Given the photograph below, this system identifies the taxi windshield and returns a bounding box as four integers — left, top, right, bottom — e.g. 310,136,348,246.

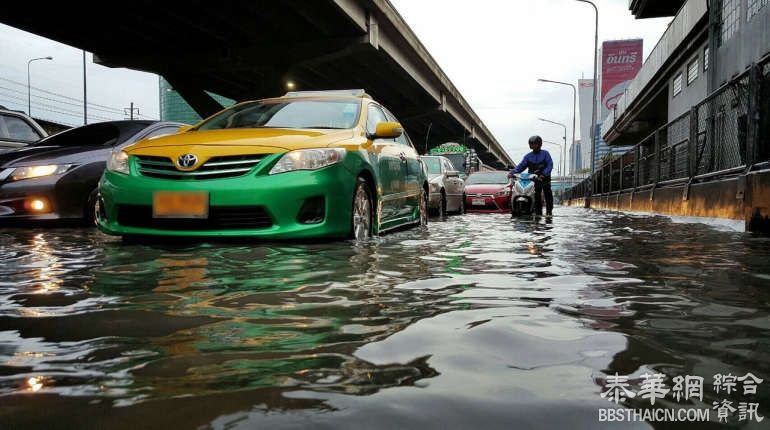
196,100,360,131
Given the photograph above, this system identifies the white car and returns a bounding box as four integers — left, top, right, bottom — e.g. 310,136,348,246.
421,155,465,216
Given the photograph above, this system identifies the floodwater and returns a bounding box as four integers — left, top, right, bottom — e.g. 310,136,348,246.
1,207,768,429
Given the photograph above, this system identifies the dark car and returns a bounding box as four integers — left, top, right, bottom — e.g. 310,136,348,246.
0,120,184,224
463,171,513,213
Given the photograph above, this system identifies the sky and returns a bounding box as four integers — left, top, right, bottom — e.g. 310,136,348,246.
0,24,159,127
0,1,671,167
389,0,672,166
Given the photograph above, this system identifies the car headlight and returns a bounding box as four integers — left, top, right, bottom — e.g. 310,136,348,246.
107,151,129,175
9,164,73,181
269,148,346,175
495,188,511,197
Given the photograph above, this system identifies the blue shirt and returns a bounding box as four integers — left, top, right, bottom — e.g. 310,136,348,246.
510,150,553,177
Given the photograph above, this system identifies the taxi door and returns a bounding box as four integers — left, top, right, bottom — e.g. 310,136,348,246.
366,104,404,226
384,108,421,218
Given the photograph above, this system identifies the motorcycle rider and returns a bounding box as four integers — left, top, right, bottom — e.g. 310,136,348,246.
508,135,554,216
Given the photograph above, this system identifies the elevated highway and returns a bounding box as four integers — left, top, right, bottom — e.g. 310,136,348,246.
0,1,514,168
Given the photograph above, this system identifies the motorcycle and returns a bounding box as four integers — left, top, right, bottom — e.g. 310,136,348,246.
510,173,536,216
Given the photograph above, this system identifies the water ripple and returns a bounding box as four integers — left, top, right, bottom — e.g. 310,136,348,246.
0,207,768,428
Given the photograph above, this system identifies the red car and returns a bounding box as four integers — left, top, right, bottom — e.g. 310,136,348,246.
464,171,512,213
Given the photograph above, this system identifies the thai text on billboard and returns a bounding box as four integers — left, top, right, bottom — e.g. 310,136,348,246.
600,39,643,120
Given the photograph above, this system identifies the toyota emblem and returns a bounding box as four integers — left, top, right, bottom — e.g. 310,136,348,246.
177,154,198,169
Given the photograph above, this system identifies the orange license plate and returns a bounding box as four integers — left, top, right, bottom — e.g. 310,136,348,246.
153,191,209,218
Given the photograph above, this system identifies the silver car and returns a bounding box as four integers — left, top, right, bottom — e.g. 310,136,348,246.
421,155,465,216
0,107,48,154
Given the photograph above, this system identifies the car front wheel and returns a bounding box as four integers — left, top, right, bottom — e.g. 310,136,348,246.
84,188,99,226
351,177,373,241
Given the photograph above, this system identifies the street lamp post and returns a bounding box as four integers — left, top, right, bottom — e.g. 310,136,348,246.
575,0,599,181
83,50,87,125
537,78,575,182
27,56,53,116
538,117,567,180
543,140,564,177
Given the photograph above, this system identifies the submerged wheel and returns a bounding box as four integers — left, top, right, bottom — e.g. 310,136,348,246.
419,187,429,227
439,191,447,218
84,188,98,227
458,194,466,214
350,177,373,241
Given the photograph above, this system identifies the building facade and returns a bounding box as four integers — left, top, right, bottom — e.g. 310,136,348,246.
159,77,235,124
569,139,583,173
565,0,770,231
603,0,770,147
577,79,594,170
594,39,643,167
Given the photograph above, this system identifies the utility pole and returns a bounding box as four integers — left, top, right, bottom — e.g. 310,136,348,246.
27,56,53,116
538,118,568,179
83,50,87,125
543,140,564,177
536,79,576,183
575,0,599,186
124,102,139,120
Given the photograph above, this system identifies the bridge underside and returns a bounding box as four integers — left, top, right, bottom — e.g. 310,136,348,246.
1,1,511,168
629,0,686,19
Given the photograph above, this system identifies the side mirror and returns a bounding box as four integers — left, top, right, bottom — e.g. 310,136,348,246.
446,170,459,178
177,125,193,133
368,121,403,140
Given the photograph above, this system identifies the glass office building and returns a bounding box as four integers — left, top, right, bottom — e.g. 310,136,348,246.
159,77,235,124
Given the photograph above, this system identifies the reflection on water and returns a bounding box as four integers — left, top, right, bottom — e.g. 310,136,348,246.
0,208,769,429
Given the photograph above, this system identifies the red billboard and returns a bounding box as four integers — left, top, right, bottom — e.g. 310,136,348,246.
600,39,643,119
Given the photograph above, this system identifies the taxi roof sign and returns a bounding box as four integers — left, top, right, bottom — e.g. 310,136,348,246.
284,89,370,98
430,143,468,154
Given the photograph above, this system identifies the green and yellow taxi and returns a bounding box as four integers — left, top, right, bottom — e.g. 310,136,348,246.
96,90,428,240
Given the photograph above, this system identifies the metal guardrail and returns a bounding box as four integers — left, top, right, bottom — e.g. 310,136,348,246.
565,57,768,201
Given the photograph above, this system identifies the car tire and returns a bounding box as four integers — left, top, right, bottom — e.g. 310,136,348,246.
84,188,98,227
350,176,373,241
439,190,447,218
419,186,429,228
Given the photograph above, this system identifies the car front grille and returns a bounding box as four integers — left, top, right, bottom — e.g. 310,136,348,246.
468,202,501,211
135,155,265,180
467,196,503,211
117,204,273,230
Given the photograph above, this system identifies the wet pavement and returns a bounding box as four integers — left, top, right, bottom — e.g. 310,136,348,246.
0,206,769,429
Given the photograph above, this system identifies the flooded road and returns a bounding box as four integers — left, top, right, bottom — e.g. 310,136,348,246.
1,206,769,429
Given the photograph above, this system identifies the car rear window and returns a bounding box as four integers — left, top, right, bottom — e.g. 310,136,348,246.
0,114,42,142
440,153,466,172
422,157,442,174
